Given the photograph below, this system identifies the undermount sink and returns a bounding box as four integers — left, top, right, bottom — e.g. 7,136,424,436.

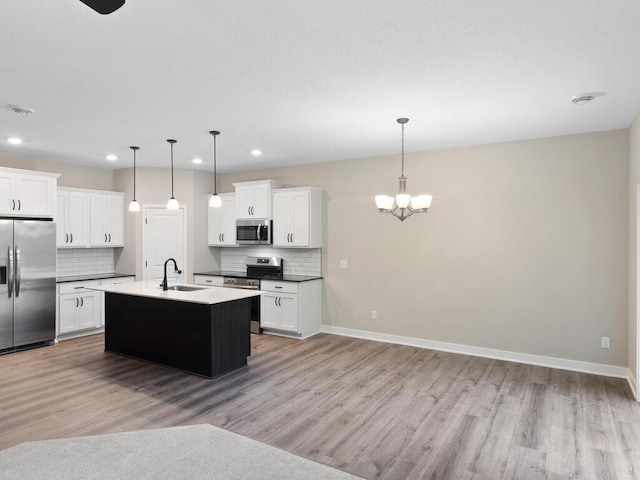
164,285,206,292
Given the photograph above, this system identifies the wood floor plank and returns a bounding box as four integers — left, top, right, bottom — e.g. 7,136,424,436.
1,332,639,480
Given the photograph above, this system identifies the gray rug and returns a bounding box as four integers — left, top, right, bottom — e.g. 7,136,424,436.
0,424,362,480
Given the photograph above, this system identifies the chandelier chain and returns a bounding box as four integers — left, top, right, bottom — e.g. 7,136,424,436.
401,121,405,177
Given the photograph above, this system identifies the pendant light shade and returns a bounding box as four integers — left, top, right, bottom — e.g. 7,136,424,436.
209,130,222,208
128,146,141,212
375,118,432,221
166,139,179,210
209,195,222,208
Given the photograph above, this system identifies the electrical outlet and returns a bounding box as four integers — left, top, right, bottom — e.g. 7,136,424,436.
371,311,377,320
601,336,610,349
340,259,348,268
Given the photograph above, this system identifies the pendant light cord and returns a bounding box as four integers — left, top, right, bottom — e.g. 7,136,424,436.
170,142,175,197
213,134,217,195
133,148,137,200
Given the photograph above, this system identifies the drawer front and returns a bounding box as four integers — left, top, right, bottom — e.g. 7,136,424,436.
194,275,224,287
58,279,101,295
260,280,299,294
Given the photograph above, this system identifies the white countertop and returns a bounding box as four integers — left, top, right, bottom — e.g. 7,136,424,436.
90,281,262,305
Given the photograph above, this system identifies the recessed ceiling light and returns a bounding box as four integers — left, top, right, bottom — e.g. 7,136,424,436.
8,137,22,145
192,158,203,165
571,95,595,105
9,106,35,117
251,149,262,156
106,154,118,161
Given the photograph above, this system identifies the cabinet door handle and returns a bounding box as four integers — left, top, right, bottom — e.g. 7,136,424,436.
275,285,283,289
17,199,21,210
104,234,107,243
76,298,79,307
80,297,84,307
70,233,73,243
205,279,212,283
221,233,224,242
108,233,111,243
274,296,277,306
65,233,69,243
12,199,15,211
247,206,251,215
74,286,84,289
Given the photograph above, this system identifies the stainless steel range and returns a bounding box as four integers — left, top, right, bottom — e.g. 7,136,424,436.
222,257,283,334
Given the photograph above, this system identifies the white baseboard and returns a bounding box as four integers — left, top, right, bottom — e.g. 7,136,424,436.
627,369,638,400
321,325,630,380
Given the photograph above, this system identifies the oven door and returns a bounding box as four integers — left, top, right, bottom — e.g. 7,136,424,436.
222,278,262,334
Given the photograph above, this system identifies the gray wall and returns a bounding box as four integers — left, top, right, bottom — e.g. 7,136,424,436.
629,114,640,382
220,129,630,366
0,152,115,190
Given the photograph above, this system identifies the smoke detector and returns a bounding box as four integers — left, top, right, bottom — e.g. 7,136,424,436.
9,106,35,117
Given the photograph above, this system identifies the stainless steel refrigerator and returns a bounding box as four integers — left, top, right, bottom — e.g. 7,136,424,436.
0,219,56,352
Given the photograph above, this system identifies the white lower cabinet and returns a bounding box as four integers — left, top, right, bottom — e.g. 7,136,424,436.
260,279,322,338
57,276,135,337
57,280,102,335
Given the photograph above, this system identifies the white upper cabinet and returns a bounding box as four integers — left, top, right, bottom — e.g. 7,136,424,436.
57,188,91,248
234,180,281,219
208,193,237,247
273,187,322,248
0,167,58,218
90,192,124,247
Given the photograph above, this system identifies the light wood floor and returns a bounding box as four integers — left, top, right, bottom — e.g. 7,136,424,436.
1,333,639,479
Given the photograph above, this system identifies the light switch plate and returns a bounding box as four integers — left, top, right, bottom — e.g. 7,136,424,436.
340,259,348,268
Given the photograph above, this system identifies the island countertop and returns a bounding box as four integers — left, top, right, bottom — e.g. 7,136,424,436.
90,281,261,305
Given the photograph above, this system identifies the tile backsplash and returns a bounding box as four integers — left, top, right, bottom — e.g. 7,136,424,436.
57,248,115,276
220,247,322,276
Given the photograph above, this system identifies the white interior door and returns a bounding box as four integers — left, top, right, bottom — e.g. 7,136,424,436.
143,206,187,283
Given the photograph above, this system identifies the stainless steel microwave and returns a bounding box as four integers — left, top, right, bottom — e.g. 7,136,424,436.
236,219,272,245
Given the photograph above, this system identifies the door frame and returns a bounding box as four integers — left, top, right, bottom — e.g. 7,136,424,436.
636,187,640,399
141,204,188,281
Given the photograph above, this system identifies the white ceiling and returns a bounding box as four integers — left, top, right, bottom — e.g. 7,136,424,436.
1,1,639,173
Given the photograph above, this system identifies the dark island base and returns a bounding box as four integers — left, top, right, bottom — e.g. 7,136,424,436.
104,293,251,379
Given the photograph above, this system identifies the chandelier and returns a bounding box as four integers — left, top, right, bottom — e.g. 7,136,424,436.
375,118,432,221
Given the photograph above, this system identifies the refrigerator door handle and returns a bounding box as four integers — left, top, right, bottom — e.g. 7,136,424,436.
7,245,14,298
14,246,21,297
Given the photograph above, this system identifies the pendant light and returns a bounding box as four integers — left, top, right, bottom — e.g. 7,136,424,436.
209,130,222,208
128,146,141,212
166,139,179,210
375,118,432,221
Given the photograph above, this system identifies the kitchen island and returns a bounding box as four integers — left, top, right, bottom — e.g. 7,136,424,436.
91,281,261,378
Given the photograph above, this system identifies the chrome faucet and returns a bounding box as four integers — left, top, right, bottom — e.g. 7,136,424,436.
160,258,182,291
